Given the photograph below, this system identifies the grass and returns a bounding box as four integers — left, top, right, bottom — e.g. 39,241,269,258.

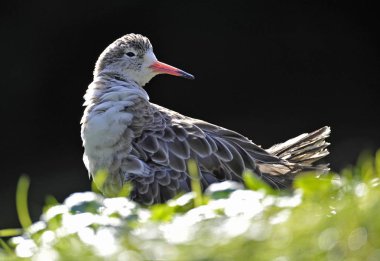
1,150,380,260
16,175,32,230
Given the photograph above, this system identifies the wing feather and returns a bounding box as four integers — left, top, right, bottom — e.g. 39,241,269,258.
129,104,295,204
167,139,191,158
168,150,187,172
140,135,159,153
187,136,212,157
213,138,234,161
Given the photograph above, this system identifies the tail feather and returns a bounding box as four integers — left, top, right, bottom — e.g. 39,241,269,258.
267,126,330,163
259,126,331,188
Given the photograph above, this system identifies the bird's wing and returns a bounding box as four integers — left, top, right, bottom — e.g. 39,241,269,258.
129,104,287,204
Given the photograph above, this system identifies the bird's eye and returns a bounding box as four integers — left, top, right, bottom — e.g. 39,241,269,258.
126,52,136,57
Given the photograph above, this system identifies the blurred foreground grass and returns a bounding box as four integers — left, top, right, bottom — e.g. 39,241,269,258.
1,151,380,260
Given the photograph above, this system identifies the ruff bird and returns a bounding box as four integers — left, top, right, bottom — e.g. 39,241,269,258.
81,33,330,204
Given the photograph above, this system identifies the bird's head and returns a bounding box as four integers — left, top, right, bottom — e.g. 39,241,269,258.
94,33,194,86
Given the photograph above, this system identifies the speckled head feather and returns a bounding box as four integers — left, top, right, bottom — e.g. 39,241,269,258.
94,33,153,77
118,34,152,54
92,33,193,87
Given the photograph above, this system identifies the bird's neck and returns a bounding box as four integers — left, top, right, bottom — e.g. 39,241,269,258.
95,66,154,87
81,72,150,123
96,70,143,87
88,72,149,101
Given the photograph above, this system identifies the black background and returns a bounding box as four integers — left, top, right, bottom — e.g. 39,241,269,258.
1,0,379,228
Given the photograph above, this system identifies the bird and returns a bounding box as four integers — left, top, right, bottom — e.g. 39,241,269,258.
81,33,330,204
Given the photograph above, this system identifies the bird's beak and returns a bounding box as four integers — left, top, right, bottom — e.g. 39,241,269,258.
149,61,194,80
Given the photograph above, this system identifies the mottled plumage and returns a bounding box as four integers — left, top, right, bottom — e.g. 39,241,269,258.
81,33,330,204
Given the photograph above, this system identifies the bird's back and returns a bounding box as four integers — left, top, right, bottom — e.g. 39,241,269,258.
126,104,330,204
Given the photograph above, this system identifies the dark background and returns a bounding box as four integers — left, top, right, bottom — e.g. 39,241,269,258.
1,0,379,228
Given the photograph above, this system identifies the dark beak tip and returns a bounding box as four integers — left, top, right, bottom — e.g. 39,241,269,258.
187,74,195,80
181,71,195,80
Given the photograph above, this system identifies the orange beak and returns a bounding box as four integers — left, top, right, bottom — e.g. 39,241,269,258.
149,61,194,80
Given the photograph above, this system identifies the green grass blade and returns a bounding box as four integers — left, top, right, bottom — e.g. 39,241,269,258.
117,182,133,197
0,238,13,255
187,159,203,207
16,175,32,229
91,170,108,193
375,149,380,177
242,169,273,193
0,228,22,237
